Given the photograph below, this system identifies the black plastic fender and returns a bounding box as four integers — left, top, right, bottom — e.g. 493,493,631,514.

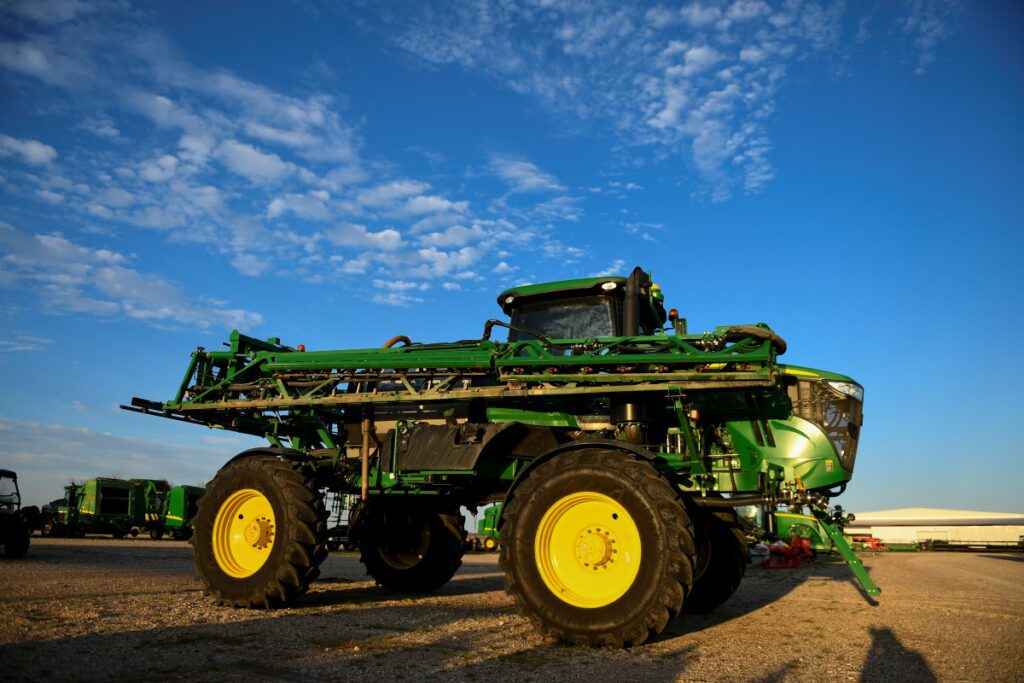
496,439,659,531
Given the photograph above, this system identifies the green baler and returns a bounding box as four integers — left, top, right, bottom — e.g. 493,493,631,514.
130,478,171,538
50,478,137,538
126,266,877,646
160,484,204,540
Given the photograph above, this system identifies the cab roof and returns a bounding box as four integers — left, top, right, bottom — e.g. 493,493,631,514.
497,275,627,314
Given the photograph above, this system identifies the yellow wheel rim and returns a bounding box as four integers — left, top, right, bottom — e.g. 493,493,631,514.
484,537,496,550
535,491,642,608
212,488,276,578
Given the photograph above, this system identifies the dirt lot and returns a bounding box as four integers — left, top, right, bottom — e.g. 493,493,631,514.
1,539,1022,682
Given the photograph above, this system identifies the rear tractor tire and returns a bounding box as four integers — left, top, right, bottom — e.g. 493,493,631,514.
191,454,328,608
356,502,464,593
500,448,696,647
3,515,31,559
683,507,748,614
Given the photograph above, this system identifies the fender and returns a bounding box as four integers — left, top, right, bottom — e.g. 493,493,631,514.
496,439,658,530
219,446,307,471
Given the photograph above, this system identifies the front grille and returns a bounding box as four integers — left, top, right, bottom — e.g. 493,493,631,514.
787,379,862,471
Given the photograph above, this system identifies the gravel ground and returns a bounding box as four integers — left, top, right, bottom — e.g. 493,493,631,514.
1,538,1022,682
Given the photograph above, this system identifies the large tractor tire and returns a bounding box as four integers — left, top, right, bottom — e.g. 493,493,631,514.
683,507,748,614
357,502,464,593
500,448,696,647
191,455,328,608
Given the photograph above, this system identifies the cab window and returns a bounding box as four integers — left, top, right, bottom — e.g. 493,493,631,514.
509,297,616,340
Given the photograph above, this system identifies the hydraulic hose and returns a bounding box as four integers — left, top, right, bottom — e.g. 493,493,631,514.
723,325,787,355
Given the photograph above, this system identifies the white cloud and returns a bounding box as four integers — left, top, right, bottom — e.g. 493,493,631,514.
97,187,135,207
532,195,583,222
324,222,402,251
215,139,292,183
178,133,215,165
0,223,262,331
900,0,963,75
680,3,722,28
678,45,723,77
0,7,609,301
5,0,95,25
267,190,331,221
230,253,269,277
0,334,54,352
139,154,179,182
419,224,487,248
592,259,626,277
395,194,469,217
78,116,121,140
727,1,771,22
0,134,57,165
372,279,429,291
489,155,565,193
369,2,855,200
36,188,64,203
408,246,486,279
356,179,431,207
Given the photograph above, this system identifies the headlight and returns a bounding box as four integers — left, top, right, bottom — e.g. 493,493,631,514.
827,381,864,402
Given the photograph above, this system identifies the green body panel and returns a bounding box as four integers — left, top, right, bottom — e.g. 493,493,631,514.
163,485,205,531
774,512,832,552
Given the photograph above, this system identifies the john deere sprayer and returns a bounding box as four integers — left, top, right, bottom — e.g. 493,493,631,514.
125,266,877,647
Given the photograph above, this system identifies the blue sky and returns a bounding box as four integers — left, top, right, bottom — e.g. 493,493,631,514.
1,0,1021,514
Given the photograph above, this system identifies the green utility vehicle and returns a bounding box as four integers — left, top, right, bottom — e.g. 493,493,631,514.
126,266,877,646
477,504,502,551
0,469,32,558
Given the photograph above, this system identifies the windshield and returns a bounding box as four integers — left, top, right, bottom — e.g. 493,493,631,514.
509,297,616,341
0,476,19,509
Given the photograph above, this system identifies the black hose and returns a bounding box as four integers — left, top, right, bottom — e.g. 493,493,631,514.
481,319,568,350
723,325,787,355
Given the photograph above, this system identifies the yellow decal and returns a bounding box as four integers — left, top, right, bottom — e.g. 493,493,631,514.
783,368,818,377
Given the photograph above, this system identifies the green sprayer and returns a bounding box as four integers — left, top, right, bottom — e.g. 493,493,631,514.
125,266,878,646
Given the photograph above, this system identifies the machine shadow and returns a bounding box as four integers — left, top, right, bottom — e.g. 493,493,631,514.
303,571,507,608
859,627,937,682
658,555,871,642
0,598,518,681
977,553,1024,562
21,537,195,568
